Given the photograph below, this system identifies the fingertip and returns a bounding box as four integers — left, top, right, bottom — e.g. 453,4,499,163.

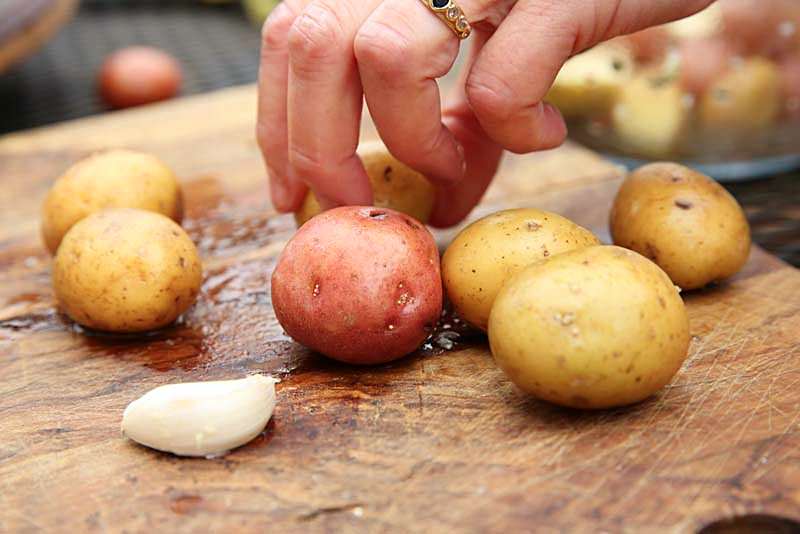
315,185,373,211
418,140,468,187
268,167,307,213
301,157,374,210
498,102,569,154
429,186,471,228
269,177,292,213
542,102,568,147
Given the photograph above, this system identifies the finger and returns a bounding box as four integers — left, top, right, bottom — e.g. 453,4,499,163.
465,0,716,154
598,0,717,38
287,0,381,208
435,0,717,224
431,29,504,228
354,0,465,186
257,0,309,212
465,1,572,153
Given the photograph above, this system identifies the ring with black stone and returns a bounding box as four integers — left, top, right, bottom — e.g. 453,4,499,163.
419,0,472,40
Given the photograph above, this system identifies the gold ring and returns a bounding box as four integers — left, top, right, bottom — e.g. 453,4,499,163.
419,0,472,40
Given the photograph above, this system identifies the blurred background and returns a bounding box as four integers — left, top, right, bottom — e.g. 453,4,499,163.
0,0,798,265
0,0,274,133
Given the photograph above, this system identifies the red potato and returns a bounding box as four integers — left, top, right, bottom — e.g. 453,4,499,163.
621,27,671,64
721,0,777,54
719,0,800,57
679,38,735,95
764,0,800,58
271,206,443,365
780,54,800,119
98,46,182,109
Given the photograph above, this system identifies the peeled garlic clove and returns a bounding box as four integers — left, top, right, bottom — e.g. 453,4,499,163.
121,374,276,457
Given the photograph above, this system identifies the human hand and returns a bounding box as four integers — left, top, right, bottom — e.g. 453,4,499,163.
257,0,714,227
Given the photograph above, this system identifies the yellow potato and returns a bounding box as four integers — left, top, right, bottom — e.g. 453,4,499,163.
699,58,781,130
610,162,751,290
442,209,600,331
53,208,202,333
489,245,690,409
546,43,635,118
41,149,183,254
612,74,689,159
666,2,723,39
294,141,435,226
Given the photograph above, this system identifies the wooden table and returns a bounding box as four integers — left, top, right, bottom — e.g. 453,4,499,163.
1,85,799,533
0,0,78,74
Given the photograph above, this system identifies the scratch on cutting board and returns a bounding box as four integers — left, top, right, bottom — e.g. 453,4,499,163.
297,502,365,522
654,343,797,524
746,406,800,485
605,326,755,517
417,359,426,417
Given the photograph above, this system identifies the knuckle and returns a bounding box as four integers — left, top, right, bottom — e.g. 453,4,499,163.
289,145,329,180
354,21,414,80
261,2,298,50
465,69,518,122
288,3,348,67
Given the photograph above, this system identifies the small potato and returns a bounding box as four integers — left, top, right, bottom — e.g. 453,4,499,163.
699,58,782,130
546,43,634,118
613,72,691,157
620,27,671,64
610,163,751,290
612,74,689,159
770,1,800,57
442,209,600,331
779,54,800,119
721,0,779,54
678,38,734,95
666,2,723,40
272,206,442,365
489,245,690,410
721,0,800,57
98,46,182,109
41,149,183,254
54,209,202,333
294,142,435,226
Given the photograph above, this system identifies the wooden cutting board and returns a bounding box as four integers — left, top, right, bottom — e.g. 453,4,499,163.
1,85,799,533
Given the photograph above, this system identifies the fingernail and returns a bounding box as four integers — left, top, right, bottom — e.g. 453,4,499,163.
454,142,467,178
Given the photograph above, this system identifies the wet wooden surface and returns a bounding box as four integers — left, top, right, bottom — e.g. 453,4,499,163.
1,85,799,533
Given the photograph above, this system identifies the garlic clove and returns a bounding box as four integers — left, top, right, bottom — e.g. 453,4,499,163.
121,374,276,457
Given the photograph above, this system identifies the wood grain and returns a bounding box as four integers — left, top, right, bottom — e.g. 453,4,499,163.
1,85,799,533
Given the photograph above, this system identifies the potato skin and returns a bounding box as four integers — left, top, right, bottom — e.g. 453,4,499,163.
612,75,688,159
545,42,634,118
699,58,781,130
272,206,442,364
610,163,751,290
678,38,734,95
442,209,600,331
53,209,202,333
489,246,690,409
42,149,183,254
294,142,435,226
98,46,182,109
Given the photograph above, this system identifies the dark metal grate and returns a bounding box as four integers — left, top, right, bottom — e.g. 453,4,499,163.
726,174,800,267
0,2,261,134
